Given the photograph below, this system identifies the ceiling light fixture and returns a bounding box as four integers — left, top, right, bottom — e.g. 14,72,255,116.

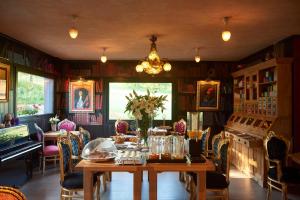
69,15,79,39
222,16,231,42
136,35,171,75
195,47,201,63
100,47,107,63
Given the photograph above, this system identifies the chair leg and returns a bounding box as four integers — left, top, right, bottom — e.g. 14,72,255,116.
282,184,287,200
224,188,229,200
97,176,101,200
43,157,45,174
60,188,64,200
54,155,57,167
39,155,42,173
102,174,106,192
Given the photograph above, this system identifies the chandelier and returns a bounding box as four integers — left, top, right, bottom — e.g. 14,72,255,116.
136,35,171,75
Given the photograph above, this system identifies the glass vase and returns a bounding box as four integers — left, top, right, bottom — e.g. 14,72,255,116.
51,123,57,132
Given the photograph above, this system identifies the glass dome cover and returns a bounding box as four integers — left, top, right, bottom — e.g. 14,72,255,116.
81,138,117,162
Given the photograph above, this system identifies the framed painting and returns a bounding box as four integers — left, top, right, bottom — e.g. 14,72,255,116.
196,80,220,111
69,80,94,113
0,62,10,102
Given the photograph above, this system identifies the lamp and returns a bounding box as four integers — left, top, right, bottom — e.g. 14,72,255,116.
69,15,78,39
136,35,171,75
100,48,107,63
195,48,201,63
222,16,231,42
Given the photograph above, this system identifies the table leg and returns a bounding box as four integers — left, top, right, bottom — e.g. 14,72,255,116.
148,169,157,200
197,171,206,200
83,169,93,200
133,169,142,200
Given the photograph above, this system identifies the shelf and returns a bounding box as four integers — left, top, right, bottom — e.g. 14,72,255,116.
178,92,196,95
234,86,244,89
258,81,277,85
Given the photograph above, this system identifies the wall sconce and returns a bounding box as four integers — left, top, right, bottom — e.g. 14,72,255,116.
222,16,231,42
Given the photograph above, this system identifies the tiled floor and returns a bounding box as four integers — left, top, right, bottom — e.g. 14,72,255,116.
20,166,300,200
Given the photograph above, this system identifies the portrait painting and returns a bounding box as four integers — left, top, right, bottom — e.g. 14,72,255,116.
196,80,220,111
69,80,94,113
0,62,10,102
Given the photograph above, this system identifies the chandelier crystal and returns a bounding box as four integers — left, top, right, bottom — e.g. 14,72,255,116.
136,35,171,75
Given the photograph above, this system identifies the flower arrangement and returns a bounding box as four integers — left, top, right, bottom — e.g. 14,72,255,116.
49,115,60,124
125,90,167,144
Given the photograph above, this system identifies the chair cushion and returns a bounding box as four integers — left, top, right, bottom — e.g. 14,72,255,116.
281,167,300,184
190,171,229,189
62,172,97,189
268,166,300,184
43,145,59,156
206,171,229,189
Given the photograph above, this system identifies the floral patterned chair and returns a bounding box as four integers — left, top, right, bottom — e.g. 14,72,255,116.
58,119,76,132
57,137,100,200
173,119,187,135
115,120,129,135
200,127,211,157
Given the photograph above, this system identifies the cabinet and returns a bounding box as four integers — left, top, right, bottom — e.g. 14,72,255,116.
226,58,292,186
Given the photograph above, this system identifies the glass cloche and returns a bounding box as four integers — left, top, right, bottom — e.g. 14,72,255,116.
81,138,117,162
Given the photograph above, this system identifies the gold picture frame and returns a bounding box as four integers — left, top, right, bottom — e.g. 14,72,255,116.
0,62,10,102
69,80,95,113
196,80,220,111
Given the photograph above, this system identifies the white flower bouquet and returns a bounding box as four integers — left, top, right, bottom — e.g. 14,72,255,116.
49,115,60,124
125,90,167,143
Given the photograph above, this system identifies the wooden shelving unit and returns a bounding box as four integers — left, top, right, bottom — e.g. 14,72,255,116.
225,58,292,187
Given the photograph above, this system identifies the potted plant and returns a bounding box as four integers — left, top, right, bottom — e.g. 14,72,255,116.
49,115,60,131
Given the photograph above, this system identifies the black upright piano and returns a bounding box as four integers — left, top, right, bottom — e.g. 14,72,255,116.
0,125,42,185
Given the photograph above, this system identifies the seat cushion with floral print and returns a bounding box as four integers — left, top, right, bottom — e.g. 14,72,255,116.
174,121,186,135
58,119,76,132
115,120,128,134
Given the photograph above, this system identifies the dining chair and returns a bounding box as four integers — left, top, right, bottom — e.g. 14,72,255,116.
79,127,91,148
34,123,59,174
173,118,187,135
69,132,107,192
188,137,232,200
264,131,300,200
200,127,211,157
207,131,225,159
58,119,76,132
115,120,129,135
57,137,100,200
0,186,27,200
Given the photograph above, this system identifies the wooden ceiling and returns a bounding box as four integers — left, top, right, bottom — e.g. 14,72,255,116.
0,0,300,61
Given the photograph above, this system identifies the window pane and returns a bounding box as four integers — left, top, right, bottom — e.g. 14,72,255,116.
109,82,172,120
17,72,54,116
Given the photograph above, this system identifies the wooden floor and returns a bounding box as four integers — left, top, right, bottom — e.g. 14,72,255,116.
20,166,300,200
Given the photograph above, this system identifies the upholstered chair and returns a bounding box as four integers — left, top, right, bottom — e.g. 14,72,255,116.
0,186,27,200
200,127,211,157
34,123,59,174
115,120,129,135
79,127,91,148
68,133,82,167
57,137,100,200
173,118,187,135
68,132,107,192
188,138,232,200
207,131,225,159
264,131,300,200
58,119,76,132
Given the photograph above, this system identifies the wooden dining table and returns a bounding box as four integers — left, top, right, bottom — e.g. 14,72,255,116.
44,131,80,141
75,158,215,200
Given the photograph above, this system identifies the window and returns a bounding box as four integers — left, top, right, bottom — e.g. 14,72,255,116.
16,72,54,116
109,82,172,120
